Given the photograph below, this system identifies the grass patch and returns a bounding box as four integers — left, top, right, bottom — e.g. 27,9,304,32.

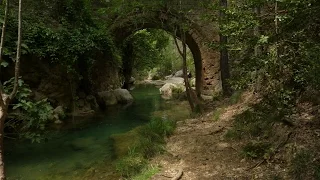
132,165,160,180
115,148,147,178
242,141,271,159
114,117,176,178
212,107,225,121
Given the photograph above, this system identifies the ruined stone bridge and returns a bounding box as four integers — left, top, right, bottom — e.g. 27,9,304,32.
94,0,222,96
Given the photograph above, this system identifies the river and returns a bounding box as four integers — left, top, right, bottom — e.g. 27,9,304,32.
4,84,183,180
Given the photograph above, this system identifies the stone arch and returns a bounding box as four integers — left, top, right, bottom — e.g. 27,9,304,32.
108,10,222,95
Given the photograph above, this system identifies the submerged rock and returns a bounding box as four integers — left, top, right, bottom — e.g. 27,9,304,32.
69,137,97,151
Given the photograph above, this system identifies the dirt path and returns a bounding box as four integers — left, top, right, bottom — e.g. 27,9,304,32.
150,92,284,180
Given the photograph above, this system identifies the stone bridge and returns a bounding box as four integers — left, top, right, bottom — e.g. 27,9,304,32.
99,0,222,95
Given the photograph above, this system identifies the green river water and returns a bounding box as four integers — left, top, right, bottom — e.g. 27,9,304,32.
4,84,171,180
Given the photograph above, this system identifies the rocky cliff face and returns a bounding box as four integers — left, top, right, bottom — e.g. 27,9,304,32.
1,53,122,114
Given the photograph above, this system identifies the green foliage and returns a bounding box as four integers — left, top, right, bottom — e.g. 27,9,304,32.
242,141,271,159
3,77,32,100
131,165,159,180
4,78,54,142
128,29,195,80
1,0,121,78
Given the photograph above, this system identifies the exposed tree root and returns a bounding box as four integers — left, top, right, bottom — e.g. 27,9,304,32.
171,168,183,180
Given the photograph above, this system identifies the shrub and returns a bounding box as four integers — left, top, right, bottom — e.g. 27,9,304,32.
4,78,54,142
242,141,271,159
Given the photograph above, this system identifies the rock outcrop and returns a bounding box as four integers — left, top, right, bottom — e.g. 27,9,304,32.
97,89,134,107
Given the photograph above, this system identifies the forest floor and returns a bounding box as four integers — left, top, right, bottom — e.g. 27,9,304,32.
149,91,320,180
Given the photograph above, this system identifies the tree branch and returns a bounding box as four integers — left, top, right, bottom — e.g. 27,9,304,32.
9,0,21,100
173,29,183,56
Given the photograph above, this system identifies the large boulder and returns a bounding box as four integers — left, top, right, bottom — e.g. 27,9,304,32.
97,91,118,106
160,83,186,99
113,89,134,104
173,70,184,77
160,83,177,99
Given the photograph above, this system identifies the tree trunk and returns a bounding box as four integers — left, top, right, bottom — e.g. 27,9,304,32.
0,0,22,179
0,107,7,180
0,1,10,178
181,31,195,112
173,29,203,113
10,0,22,99
219,0,231,95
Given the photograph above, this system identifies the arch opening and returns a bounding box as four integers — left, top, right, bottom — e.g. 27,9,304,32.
119,27,203,96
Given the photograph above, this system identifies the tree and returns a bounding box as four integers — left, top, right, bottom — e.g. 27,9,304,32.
0,0,22,179
173,28,202,113
219,0,231,95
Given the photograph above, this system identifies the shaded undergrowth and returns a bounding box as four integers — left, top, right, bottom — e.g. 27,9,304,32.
223,91,320,179
289,150,320,180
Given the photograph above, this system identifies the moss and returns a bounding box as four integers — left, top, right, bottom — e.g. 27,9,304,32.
110,127,142,158
153,101,190,121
